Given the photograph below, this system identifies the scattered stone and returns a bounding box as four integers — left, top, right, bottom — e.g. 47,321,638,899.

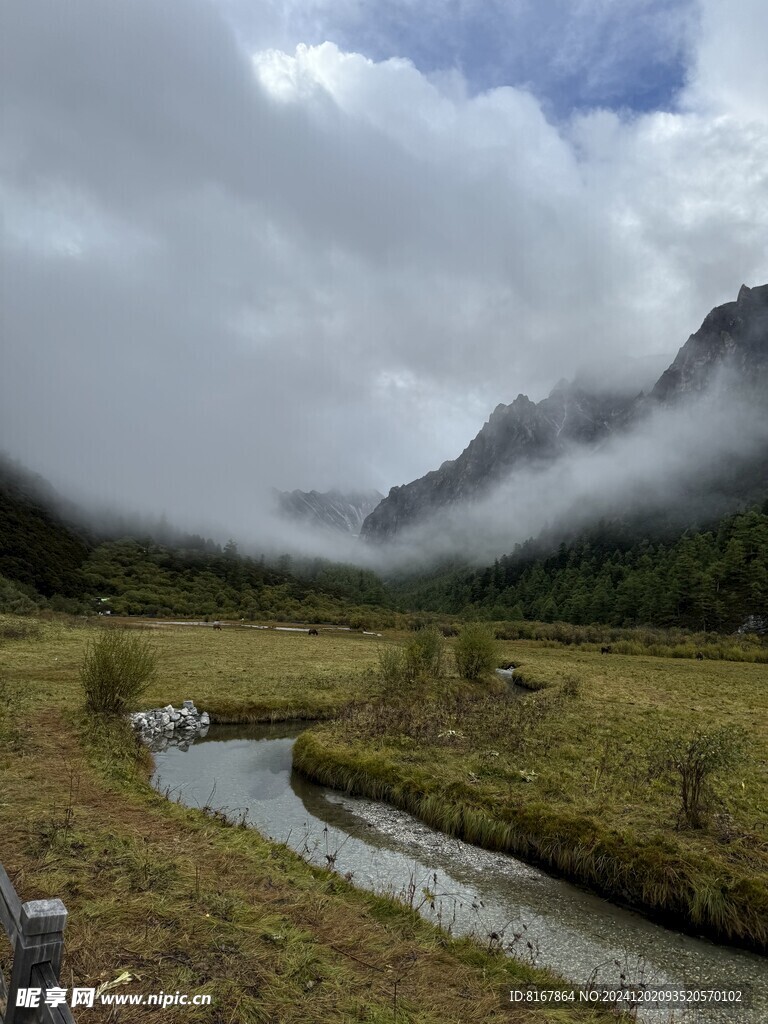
129,700,210,751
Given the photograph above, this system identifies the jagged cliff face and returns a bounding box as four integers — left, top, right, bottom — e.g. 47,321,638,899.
360,387,634,540
652,283,768,400
275,488,383,536
361,283,768,543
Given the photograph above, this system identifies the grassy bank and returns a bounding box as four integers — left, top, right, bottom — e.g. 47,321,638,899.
293,640,768,952
0,616,612,1023
490,620,768,663
2,616,381,720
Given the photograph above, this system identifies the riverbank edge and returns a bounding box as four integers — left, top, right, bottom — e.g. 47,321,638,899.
130,711,629,1021
59,709,623,1024
291,728,768,955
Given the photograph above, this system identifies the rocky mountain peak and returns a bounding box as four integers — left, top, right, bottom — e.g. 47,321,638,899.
651,282,768,401
361,383,632,542
274,487,383,536
361,283,768,543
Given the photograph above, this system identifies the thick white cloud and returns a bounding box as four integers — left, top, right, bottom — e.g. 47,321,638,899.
684,0,768,120
0,0,766,551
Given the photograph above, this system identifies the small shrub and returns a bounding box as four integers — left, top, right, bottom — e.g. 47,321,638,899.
406,617,429,631
403,626,445,680
377,627,445,695
454,623,498,681
0,577,39,615
654,726,747,829
81,628,158,715
377,645,408,694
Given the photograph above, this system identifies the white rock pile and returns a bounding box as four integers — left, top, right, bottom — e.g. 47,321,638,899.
130,699,210,750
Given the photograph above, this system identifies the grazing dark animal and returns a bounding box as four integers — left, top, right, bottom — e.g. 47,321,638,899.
308,628,319,636
695,651,704,661
212,621,222,630
600,645,612,654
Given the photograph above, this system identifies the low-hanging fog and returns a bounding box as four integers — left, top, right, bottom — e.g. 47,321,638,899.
375,381,768,571
1,0,767,567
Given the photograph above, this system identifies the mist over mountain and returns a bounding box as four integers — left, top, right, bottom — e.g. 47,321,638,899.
274,488,384,536
0,453,91,598
3,282,768,629
3,284,767,580
361,283,768,556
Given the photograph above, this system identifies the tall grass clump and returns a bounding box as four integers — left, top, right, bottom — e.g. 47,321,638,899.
377,644,409,695
0,616,43,641
81,627,158,714
454,623,498,680
376,627,445,697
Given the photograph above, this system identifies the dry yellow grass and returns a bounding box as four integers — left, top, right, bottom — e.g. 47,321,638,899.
294,635,768,948
0,616,610,1023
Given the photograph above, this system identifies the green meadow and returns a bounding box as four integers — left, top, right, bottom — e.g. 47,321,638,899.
1,616,616,1024
294,635,768,951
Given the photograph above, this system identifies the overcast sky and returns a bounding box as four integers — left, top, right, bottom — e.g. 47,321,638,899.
1,0,767,543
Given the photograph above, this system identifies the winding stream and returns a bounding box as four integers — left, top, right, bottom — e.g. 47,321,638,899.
151,723,766,1023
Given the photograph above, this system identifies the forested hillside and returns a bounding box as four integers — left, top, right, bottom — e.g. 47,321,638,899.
0,456,91,598
0,457,390,623
80,539,389,622
395,506,768,631
4,451,768,632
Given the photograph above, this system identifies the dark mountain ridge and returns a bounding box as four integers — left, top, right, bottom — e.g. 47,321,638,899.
361,283,768,542
652,283,768,400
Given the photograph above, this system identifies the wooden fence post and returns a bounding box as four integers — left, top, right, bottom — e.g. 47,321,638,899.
5,900,67,1024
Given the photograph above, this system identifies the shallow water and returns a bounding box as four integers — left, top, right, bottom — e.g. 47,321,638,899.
152,723,766,1023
